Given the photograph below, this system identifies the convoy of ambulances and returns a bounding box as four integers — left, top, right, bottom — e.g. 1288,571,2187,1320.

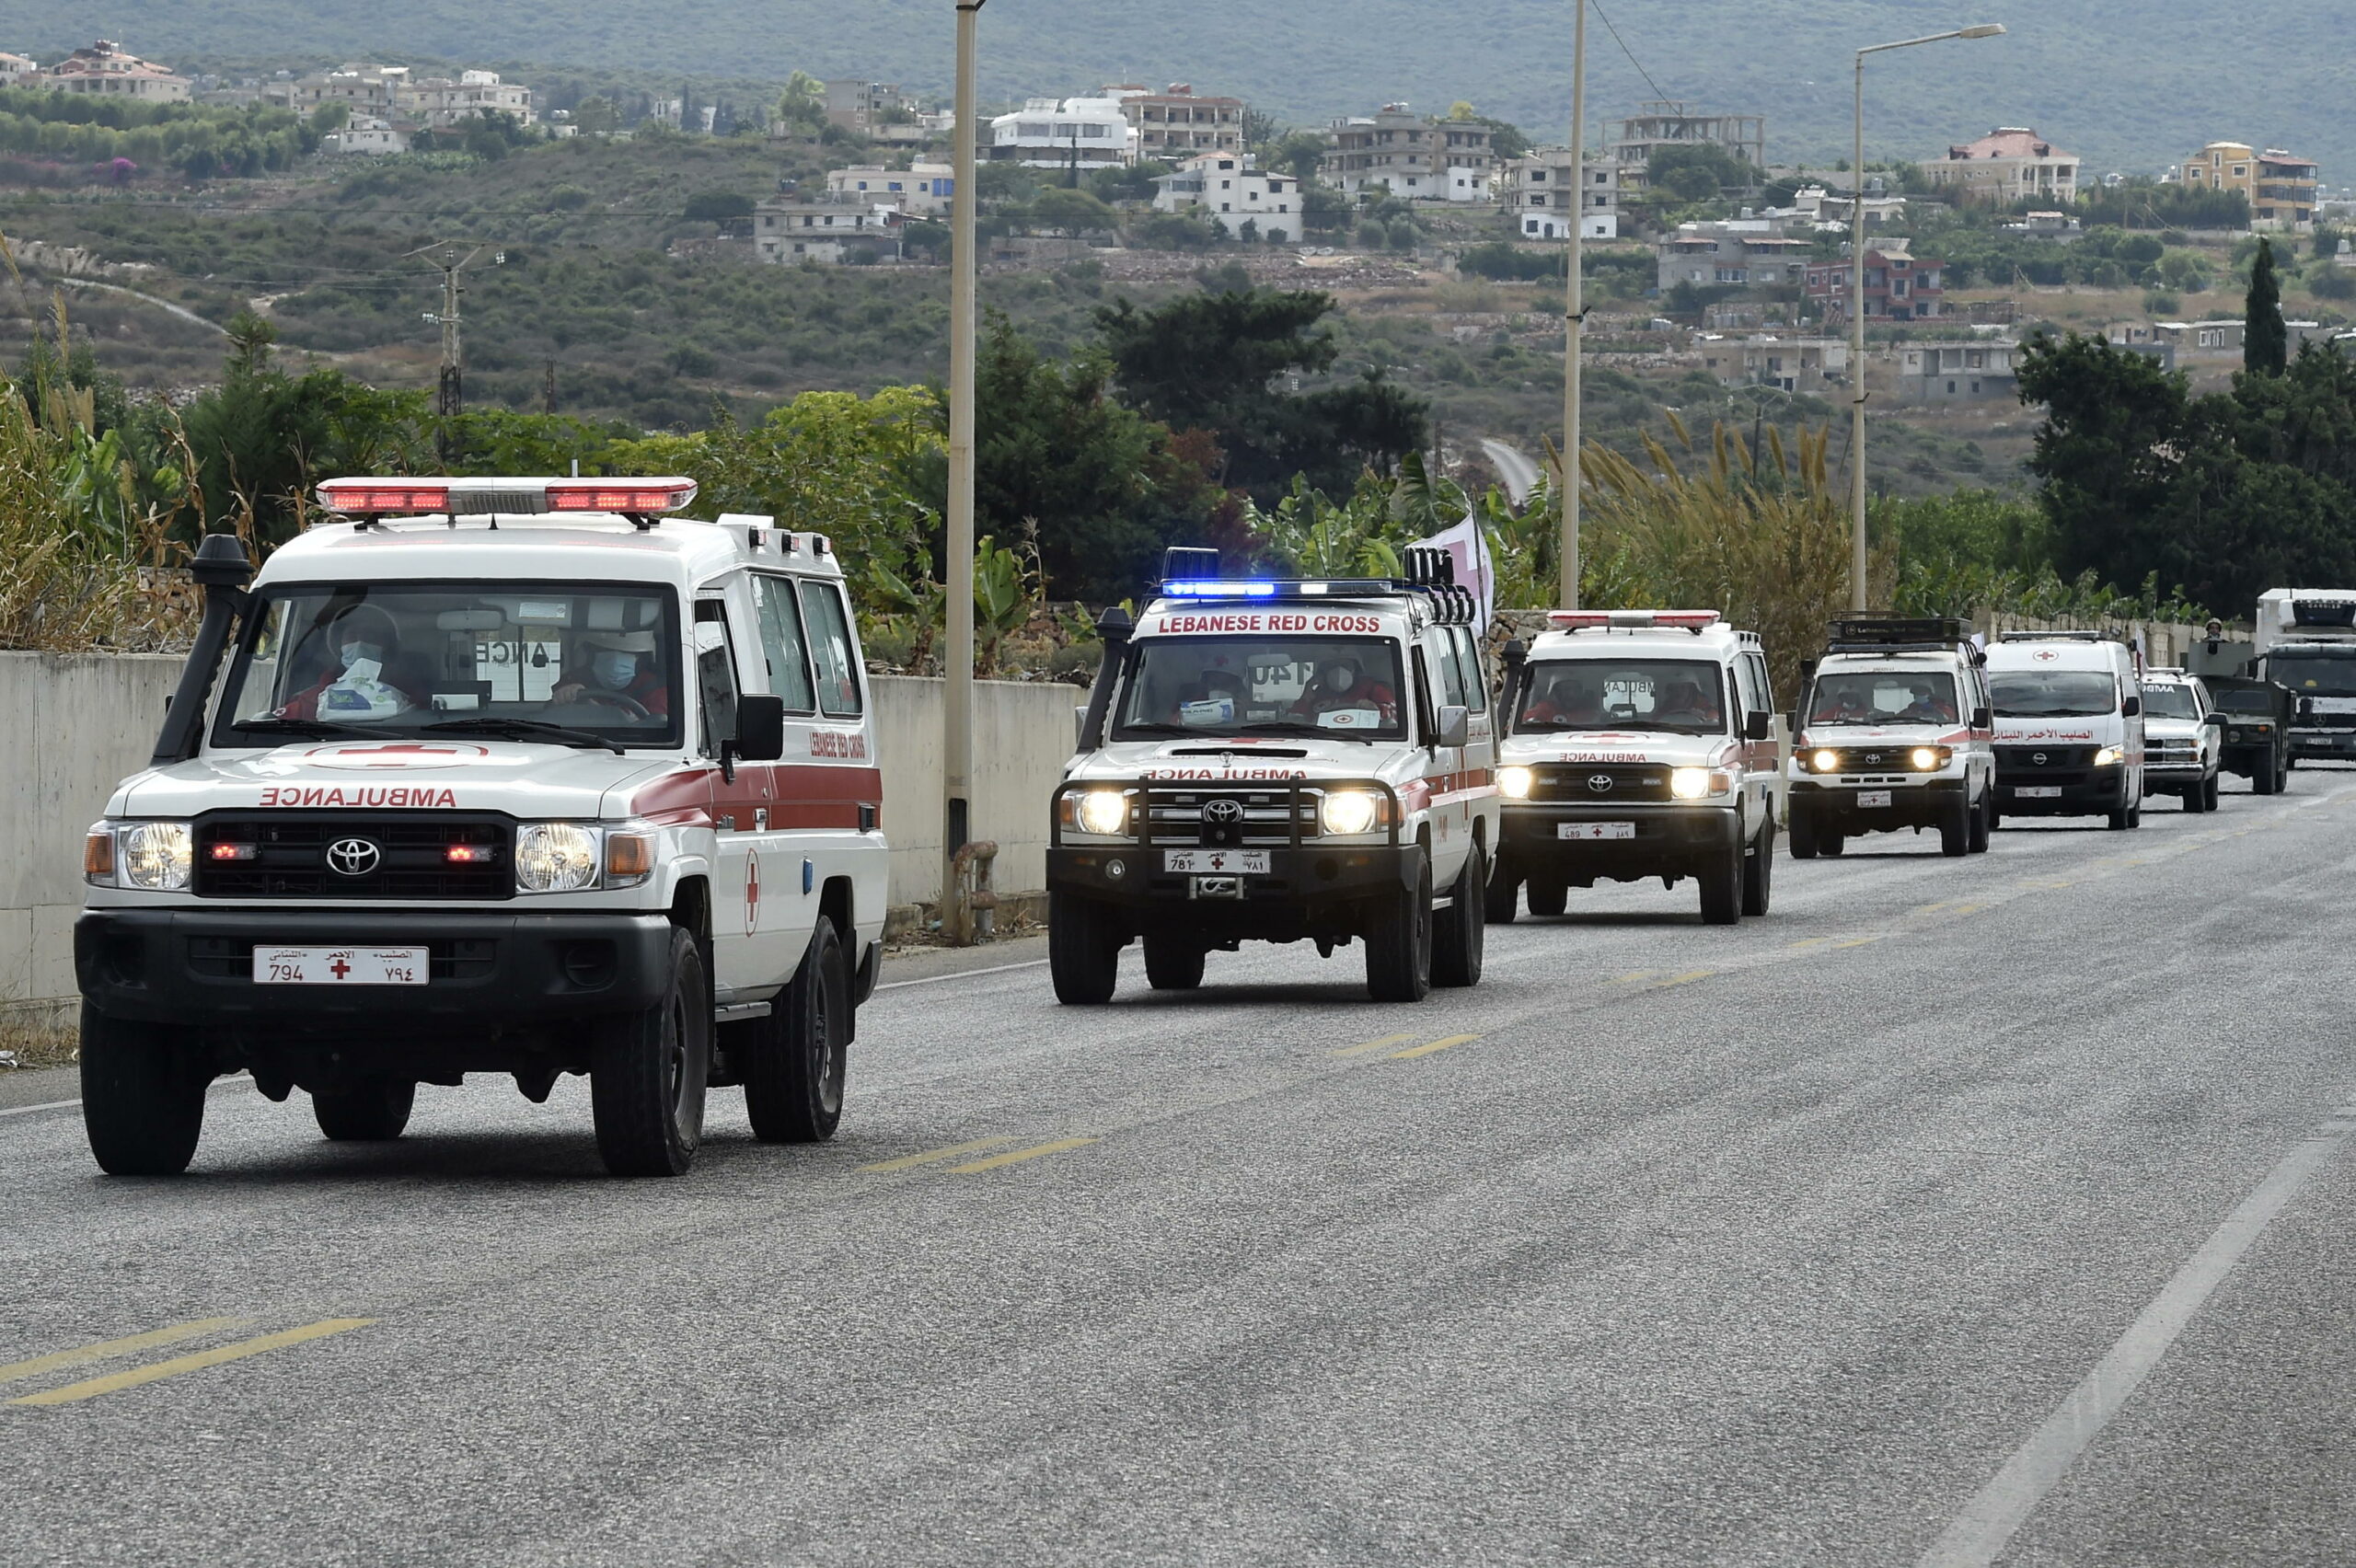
1491,610,1781,925
1047,548,1496,1003
75,478,888,1179
1982,631,2146,829
1786,617,1996,858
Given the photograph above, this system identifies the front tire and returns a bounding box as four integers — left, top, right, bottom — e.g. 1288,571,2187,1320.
1365,850,1433,1003
1484,854,1521,924
1432,843,1486,988
1700,829,1742,925
80,1005,206,1177
1049,890,1122,1005
1740,823,1774,917
1939,792,1970,857
745,917,849,1144
591,926,711,1178
312,1080,414,1141
1143,935,1206,991
2202,772,2220,812
1788,805,1820,859
1525,879,1568,917
1967,788,1992,852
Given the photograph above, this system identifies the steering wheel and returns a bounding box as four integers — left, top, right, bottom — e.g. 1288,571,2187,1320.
574,690,652,721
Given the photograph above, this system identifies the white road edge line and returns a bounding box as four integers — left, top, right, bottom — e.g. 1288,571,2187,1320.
876,959,1049,992
0,1098,78,1120
1917,1105,2356,1568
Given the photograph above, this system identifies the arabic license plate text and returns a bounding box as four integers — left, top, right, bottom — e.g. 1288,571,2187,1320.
1857,790,1893,808
1559,822,1636,841
1162,850,1270,874
251,947,428,986
2018,786,2062,800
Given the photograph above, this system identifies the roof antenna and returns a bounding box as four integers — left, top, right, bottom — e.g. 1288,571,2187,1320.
571,458,581,477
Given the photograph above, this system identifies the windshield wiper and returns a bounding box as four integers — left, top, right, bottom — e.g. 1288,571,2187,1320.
1117,723,1198,737
231,716,391,740
422,717,627,755
1242,720,1371,742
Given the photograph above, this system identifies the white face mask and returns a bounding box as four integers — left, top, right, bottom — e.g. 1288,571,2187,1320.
341,640,383,670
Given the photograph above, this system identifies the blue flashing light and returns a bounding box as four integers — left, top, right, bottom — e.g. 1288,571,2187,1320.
1163,580,1277,598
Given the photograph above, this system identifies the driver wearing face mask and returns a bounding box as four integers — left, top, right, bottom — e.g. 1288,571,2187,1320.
278,605,422,721
552,630,670,717
1291,656,1399,726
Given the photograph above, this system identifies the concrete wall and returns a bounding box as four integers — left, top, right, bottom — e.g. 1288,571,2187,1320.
0,652,1080,1009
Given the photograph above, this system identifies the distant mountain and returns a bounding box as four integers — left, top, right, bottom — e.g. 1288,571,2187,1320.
5,0,2348,179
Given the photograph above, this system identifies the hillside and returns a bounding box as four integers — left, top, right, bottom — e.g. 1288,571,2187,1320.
2,0,2349,176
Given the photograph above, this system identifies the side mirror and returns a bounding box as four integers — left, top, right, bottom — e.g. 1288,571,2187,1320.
2121,695,2142,718
733,694,787,763
1434,704,1471,749
1970,705,1992,730
1743,711,1771,742
2203,711,2227,727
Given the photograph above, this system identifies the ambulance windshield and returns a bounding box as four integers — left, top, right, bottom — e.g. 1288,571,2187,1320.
1808,671,1959,726
211,582,684,749
1114,635,1406,742
1516,659,1726,735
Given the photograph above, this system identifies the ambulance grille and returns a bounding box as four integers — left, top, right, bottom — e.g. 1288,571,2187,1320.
1528,763,1675,803
191,813,513,900
1142,786,1322,847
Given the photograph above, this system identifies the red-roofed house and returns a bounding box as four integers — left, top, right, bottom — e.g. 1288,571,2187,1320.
1924,127,2078,205
46,40,189,102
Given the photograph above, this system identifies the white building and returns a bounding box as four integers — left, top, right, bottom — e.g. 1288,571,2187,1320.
0,52,40,86
1502,148,1620,240
1696,333,1850,392
989,95,1137,169
826,162,955,217
321,116,411,156
1151,153,1302,241
1924,127,2080,206
46,40,189,102
755,197,902,264
1322,104,1496,202
402,68,534,128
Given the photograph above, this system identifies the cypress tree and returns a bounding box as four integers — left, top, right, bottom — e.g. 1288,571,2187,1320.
2245,237,2288,375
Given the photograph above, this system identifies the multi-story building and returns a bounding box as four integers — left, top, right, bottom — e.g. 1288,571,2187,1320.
1321,104,1495,202
754,197,902,265
0,52,40,86
826,163,955,217
1898,340,2022,402
1502,148,1620,239
1696,334,1850,393
825,79,918,134
1102,84,1247,161
988,95,1137,169
321,117,411,156
1924,128,2079,205
1803,241,1947,324
273,63,407,120
46,40,189,102
1151,153,1302,241
1607,100,1764,194
1657,220,1813,292
402,69,534,128
2177,142,2318,230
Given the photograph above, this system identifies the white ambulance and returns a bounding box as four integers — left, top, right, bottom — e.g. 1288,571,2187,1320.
1983,631,2146,829
1786,617,1997,858
1048,549,1497,1004
75,477,889,1179
1491,610,1781,924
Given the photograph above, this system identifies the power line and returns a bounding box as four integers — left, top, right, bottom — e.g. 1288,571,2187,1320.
1589,1,1669,104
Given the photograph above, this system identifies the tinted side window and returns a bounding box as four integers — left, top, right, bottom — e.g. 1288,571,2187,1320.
1453,628,1488,705
799,580,864,718
1735,654,1768,716
694,601,740,757
750,574,817,713
1434,631,1470,708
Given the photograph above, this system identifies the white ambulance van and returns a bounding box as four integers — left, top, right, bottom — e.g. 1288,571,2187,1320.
75,478,889,1178
1983,631,2145,829
1491,610,1781,924
1786,617,1996,858
1048,548,1497,1004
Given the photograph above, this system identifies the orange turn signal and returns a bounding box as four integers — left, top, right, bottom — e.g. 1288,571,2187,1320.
606,833,653,880
84,830,113,882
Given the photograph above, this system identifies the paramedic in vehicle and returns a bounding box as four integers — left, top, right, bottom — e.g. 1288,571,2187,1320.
277,604,422,721
1294,657,1398,723
1655,676,1717,727
1525,670,1603,725
1171,669,1245,722
550,629,670,717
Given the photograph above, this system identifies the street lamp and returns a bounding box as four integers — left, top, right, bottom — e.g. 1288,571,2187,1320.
945,0,986,939
1849,22,2004,611
1561,0,1588,610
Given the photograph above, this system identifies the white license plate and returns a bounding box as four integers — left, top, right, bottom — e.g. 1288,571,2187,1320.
1560,822,1636,840
1162,849,1271,874
1857,790,1893,808
251,947,428,986
2018,786,2062,800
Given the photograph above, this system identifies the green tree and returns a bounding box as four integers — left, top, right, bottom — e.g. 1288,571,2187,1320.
683,189,754,225
1646,144,1752,202
1029,186,1116,234
571,97,620,136
2015,332,2189,585
2246,237,2288,375
777,71,826,132
1269,131,1330,184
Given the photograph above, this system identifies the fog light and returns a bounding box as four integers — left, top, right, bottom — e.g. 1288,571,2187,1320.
1104,858,1127,881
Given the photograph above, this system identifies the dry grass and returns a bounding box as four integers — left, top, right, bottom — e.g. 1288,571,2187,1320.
0,1010,78,1071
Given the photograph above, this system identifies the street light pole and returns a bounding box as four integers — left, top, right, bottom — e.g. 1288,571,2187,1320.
1849,23,2004,613
945,0,985,938
1560,0,1588,609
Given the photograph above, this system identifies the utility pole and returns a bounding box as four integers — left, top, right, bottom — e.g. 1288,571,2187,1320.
413,241,486,423
944,0,985,940
1560,0,1588,610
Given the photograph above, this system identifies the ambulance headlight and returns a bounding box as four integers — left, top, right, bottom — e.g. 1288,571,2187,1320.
1910,746,1946,771
1498,766,1535,800
1811,749,1842,774
2094,745,2123,768
118,821,193,891
1074,790,1131,836
1319,790,1384,836
515,823,601,893
1669,767,1717,800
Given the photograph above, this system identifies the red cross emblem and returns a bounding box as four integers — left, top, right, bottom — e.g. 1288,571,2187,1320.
329,956,352,979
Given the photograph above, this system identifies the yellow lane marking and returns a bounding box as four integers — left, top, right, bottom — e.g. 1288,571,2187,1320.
1949,903,1988,916
10,1319,375,1408
860,1137,1016,1173
1389,1033,1481,1060
1913,903,1953,916
1829,937,1887,951
945,1137,1102,1173
1650,970,1715,989
1330,1033,1418,1058
1611,971,1656,985
0,1319,250,1387
1786,938,1834,951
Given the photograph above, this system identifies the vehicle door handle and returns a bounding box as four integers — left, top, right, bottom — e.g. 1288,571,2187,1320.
755,807,768,830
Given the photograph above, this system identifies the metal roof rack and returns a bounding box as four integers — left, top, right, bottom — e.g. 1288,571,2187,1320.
1151,545,1478,626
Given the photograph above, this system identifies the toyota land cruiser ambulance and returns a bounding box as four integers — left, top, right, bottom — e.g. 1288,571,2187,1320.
1786,617,1995,859
2138,667,2223,812
1491,610,1781,925
75,477,888,1179
1983,631,2145,830
1047,549,1496,1004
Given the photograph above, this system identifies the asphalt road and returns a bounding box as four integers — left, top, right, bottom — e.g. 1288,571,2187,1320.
7,771,2356,1566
